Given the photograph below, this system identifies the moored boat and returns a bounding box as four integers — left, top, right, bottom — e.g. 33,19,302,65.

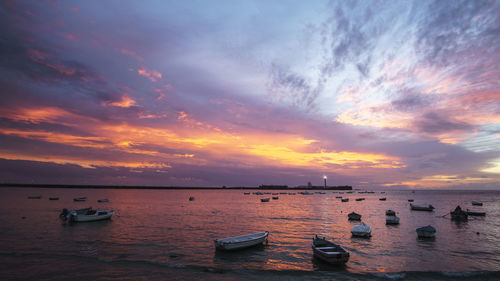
49,197,59,200
416,225,436,238
351,222,371,237
466,209,486,216
28,196,41,199
73,197,87,202
385,209,396,216
214,231,269,251
386,216,400,225
335,196,342,199
261,198,270,202
63,208,114,222
379,197,386,201
347,212,361,220
450,206,468,221
97,199,109,203
410,203,434,211
244,192,250,195
272,196,279,200
471,201,483,206
189,196,195,201
312,236,349,265
355,198,365,201
408,199,414,202
341,198,349,202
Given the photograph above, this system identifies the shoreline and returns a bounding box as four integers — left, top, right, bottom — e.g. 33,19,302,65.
0,183,353,190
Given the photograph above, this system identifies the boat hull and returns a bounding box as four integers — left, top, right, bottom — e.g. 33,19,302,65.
214,232,268,251
386,216,400,225
410,204,434,211
71,211,114,222
312,237,349,265
416,231,435,238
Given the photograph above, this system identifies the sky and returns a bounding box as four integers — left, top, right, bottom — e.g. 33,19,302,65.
0,0,499,189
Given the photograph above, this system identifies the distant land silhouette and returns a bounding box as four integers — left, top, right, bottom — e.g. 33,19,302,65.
0,183,352,190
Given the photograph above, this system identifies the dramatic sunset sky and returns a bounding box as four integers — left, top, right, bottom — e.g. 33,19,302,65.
1,0,499,188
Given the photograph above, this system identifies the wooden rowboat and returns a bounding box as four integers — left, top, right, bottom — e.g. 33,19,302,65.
312,236,349,264
214,231,269,251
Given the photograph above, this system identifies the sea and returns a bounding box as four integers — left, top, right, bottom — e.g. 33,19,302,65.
1,187,500,280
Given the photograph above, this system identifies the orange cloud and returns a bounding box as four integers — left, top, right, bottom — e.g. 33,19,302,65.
102,95,137,108
0,106,406,174
137,67,162,82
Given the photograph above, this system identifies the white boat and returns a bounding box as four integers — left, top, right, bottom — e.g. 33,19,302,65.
471,201,483,206
385,210,396,216
214,231,269,251
312,236,349,265
410,203,434,211
351,222,371,237
66,208,114,222
386,216,400,225
416,225,436,238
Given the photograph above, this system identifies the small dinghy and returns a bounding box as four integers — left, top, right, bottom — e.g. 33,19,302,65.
97,199,109,203
214,231,268,251
466,209,486,216
351,222,371,237
408,199,414,202
471,201,483,206
386,216,400,225
261,198,270,202
49,197,59,200
341,198,349,202
450,206,468,221
355,198,365,201
379,197,386,201
272,196,279,200
189,196,195,201
62,208,114,222
73,197,87,202
28,196,41,199
385,210,396,216
312,236,349,265
416,225,436,238
410,203,434,211
347,212,361,220
335,196,342,199
244,192,250,195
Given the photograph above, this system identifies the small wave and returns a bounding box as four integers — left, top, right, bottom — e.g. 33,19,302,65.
372,272,406,279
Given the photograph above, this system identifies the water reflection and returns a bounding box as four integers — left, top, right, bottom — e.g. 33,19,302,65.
1,188,500,274
311,256,348,271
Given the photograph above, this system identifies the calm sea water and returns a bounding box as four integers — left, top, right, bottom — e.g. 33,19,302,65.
1,187,500,280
